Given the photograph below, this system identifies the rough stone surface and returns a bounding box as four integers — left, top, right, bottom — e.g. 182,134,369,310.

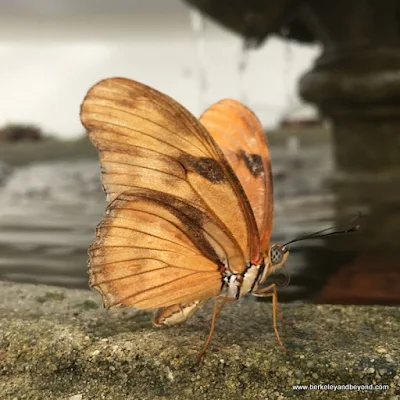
0,282,399,399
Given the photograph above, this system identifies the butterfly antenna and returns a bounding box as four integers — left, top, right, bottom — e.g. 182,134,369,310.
283,212,361,247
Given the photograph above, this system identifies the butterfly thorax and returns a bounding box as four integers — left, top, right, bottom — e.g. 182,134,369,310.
220,263,264,299
219,243,290,300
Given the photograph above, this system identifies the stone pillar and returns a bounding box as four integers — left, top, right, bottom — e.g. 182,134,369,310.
298,0,400,303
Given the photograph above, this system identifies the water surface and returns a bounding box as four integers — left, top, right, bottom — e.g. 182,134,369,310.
0,136,338,301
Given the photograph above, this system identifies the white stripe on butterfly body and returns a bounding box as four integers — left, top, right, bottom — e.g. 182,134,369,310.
220,263,262,299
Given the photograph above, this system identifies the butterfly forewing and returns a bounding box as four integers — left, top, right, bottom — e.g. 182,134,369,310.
81,78,260,269
200,99,273,251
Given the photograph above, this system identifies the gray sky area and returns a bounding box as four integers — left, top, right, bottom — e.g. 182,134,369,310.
0,0,185,15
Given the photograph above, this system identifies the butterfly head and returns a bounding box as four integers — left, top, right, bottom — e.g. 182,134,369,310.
265,244,289,275
258,244,289,285
256,244,289,286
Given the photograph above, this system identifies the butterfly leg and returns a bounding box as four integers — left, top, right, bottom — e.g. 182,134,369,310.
253,283,288,323
197,297,220,361
252,284,287,351
197,296,238,361
200,298,228,323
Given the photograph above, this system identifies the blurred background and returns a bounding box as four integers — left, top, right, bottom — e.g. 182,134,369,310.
0,0,399,305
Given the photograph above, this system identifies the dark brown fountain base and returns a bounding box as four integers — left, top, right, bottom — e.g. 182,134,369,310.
185,0,400,305
319,254,400,305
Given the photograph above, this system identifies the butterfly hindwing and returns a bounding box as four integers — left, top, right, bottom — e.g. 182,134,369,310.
200,99,273,251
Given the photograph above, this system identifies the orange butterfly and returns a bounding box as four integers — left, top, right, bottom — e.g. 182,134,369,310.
80,77,290,359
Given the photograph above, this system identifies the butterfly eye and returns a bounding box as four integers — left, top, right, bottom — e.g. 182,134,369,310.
270,245,284,265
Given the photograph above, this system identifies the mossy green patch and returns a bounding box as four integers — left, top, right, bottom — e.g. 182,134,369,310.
35,291,66,303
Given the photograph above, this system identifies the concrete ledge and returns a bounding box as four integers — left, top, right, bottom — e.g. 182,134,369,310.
0,282,399,399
